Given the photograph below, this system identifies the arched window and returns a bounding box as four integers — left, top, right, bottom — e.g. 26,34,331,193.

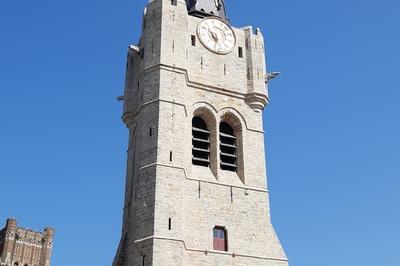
219,122,237,172
213,226,228,251
192,117,211,167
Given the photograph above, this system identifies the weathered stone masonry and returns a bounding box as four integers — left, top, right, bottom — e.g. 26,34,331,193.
113,0,288,265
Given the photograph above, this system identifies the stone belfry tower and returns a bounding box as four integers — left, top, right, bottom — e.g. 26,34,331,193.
113,0,288,265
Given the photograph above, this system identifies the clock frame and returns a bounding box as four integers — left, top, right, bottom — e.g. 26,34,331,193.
197,17,236,55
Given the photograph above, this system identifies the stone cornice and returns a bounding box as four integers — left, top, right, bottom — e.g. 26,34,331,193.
131,235,288,262
139,163,269,193
133,63,268,107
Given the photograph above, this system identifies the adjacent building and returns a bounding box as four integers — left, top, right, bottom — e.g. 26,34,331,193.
0,218,54,266
113,0,288,265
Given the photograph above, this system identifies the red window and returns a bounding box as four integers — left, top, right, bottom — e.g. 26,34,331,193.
213,227,227,251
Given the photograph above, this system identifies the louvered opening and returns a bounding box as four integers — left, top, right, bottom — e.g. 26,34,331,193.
192,117,210,167
220,122,237,172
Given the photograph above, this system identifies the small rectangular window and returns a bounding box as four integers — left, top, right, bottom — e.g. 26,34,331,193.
149,128,152,137
168,218,172,230
140,48,145,60
238,47,243,58
191,35,196,46
170,151,173,162
213,227,227,251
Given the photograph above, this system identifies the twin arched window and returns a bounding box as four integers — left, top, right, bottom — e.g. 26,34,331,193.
192,116,238,172
219,122,237,172
192,117,211,167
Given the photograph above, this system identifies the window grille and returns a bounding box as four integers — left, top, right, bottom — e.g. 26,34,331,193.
192,117,211,167
219,122,237,172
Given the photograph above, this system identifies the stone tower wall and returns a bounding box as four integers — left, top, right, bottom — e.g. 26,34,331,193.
114,0,288,265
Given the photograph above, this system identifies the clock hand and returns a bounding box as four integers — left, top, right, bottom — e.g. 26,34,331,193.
209,28,219,41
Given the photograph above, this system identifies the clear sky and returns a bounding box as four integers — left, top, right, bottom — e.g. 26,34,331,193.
0,0,399,265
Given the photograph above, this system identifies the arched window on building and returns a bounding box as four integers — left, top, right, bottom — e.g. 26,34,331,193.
213,226,228,251
219,122,237,172
192,117,211,167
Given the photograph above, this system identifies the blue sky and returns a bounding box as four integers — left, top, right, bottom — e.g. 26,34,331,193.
0,0,399,265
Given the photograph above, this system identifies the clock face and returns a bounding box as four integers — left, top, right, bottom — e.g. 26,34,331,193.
197,18,236,55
